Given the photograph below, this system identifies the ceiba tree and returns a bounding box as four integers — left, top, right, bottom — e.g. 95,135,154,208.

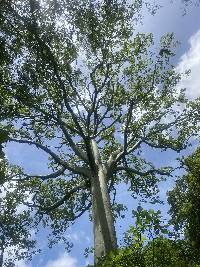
0,0,199,263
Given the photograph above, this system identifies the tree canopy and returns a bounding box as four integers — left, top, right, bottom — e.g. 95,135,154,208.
0,0,200,265
0,155,36,267
168,147,200,261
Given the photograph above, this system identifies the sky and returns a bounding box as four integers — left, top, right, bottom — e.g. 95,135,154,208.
3,1,200,266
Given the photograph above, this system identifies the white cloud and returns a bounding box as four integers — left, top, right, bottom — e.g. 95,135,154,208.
176,30,200,99
16,261,31,267
45,254,78,267
65,230,91,245
65,232,80,243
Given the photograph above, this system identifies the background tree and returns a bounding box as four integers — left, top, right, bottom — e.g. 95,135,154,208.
94,208,194,267
0,148,37,267
0,0,199,264
168,147,200,262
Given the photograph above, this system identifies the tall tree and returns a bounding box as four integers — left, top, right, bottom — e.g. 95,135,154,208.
168,147,200,262
0,0,199,263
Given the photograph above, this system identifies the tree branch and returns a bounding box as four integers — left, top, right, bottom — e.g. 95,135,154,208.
10,6,87,140
58,118,88,163
116,166,172,176
112,139,144,166
42,183,89,213
143,139,186,152
12,167,66,181
123,100,134,151
71,202,92,221
95,114,121,138
9,138,90,177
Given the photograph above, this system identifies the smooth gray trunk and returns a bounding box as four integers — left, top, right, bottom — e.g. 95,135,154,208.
91,140,117,264
0,249,3,267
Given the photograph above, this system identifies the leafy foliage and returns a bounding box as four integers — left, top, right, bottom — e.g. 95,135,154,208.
94,238,194,267
124,206,169,247
0,159,37,267
86,207,200,266
168,147,200,261
92,207,198,266
0,0,200,265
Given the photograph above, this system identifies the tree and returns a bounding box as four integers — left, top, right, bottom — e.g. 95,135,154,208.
91,207,194,267
0,0,199,264
168,147,200,262
96,237,193,267
0,151,36,267
94,237,193,267
144,237,193,267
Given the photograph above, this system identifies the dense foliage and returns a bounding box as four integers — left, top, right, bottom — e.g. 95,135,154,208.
91,206,200,266
168,147,200,261
0,154,37,267
93,237,198,267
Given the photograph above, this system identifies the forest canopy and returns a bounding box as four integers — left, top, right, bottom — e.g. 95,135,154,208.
0,0,200,266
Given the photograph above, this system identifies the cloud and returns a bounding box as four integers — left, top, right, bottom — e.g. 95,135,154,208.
16,261,31,267
66,231,91,244
176,30,200,99
45,254,78,267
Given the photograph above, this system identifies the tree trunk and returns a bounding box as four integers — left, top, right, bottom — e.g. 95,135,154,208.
0,248,4,267
91,140,117,264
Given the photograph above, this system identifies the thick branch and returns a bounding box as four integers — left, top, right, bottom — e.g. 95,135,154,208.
42,184,89,213
111,139,144,167
123,100,134,151
89,63,110,123
12,167,66,181
105,147,123,176
58,119,88,163
9,138,90,177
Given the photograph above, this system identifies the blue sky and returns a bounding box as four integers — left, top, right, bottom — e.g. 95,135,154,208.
4,1,200,266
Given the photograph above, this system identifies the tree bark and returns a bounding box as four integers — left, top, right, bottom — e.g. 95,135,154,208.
91,140,117,264
0,247,4,267
0,233,4,267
